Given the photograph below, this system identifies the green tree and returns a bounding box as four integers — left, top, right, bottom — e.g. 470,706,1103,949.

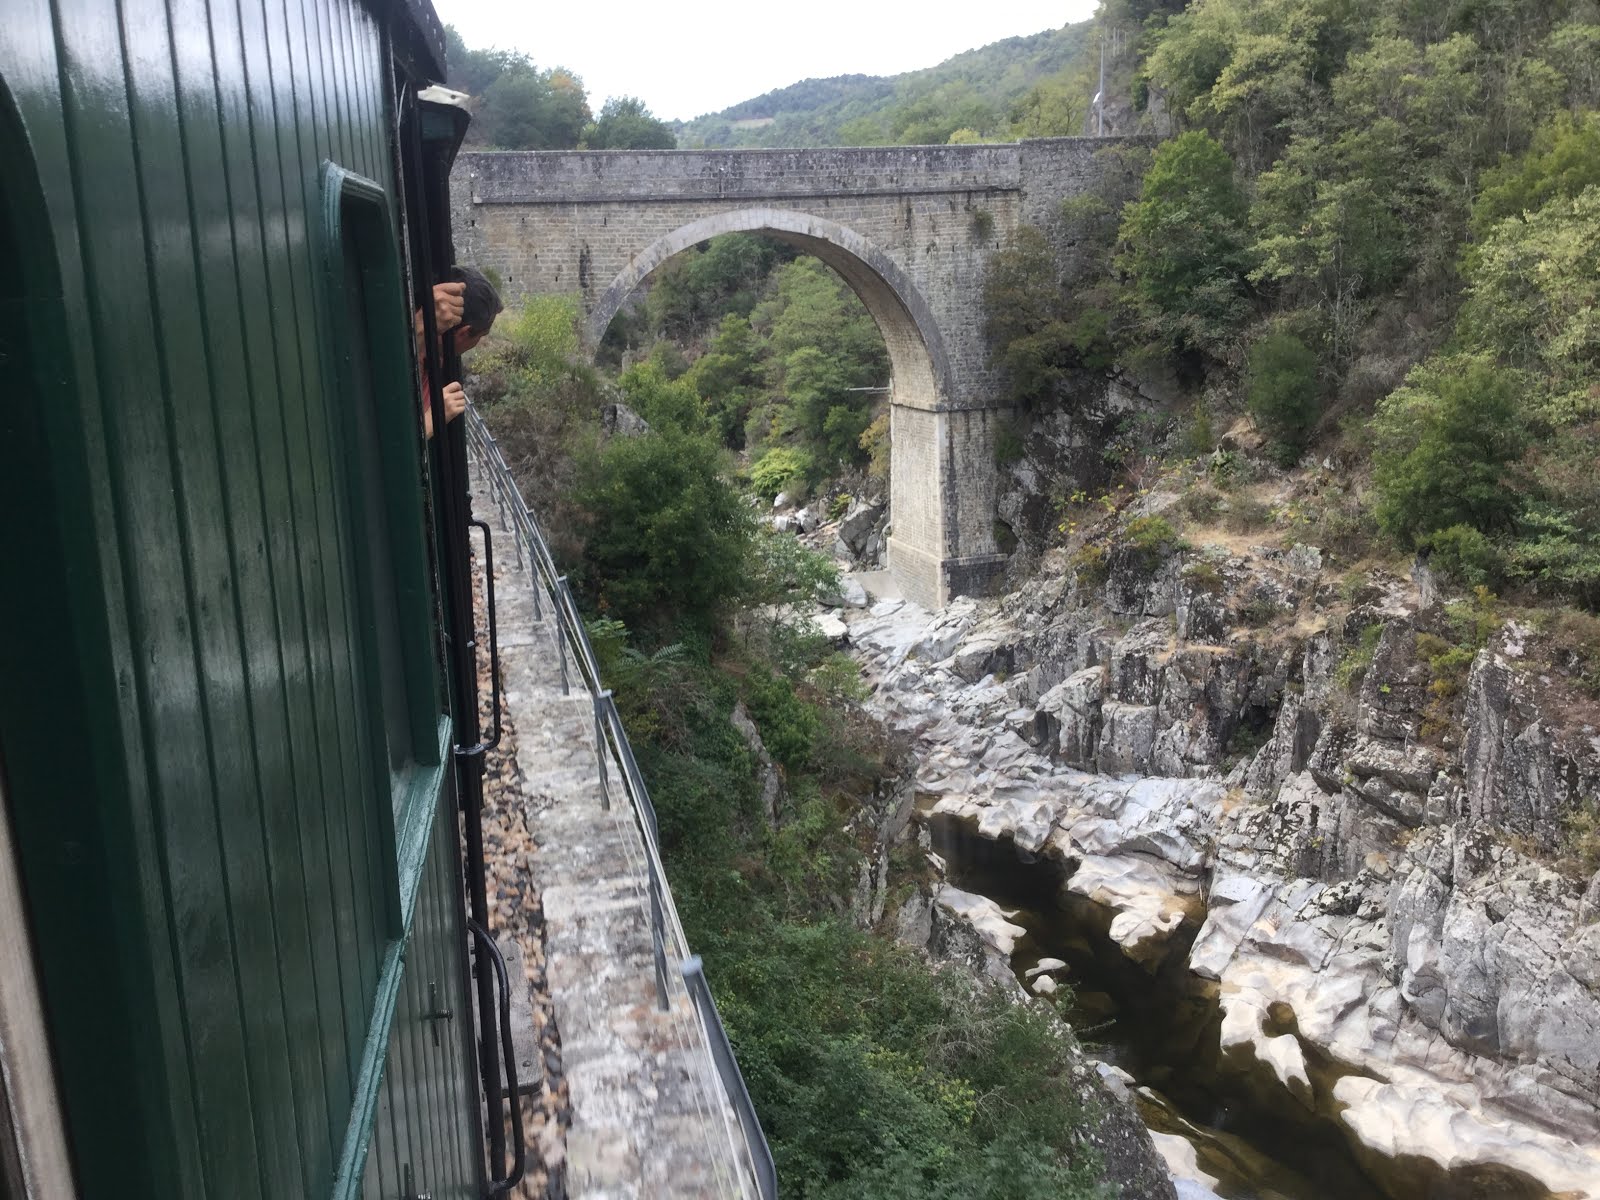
761,259,886,379
1144,0,1337,168
754,259,887,466
1245,331,1321,460
1472,113,1600,235
478,67,591,149
1461,184,1600,416
1117,130,1251,359
1372,356,1526,545
444,27,530,96
886,81,999,144
1007,70,1090,138
646,235,787,339
574,428,751,631
618,361,711,435
983,225,1113,410
543,69,593,147
584,96,677,149
687,315,766,445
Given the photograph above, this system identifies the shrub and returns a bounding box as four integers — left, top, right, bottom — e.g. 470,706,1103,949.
1539,607,1600,697
1222,495,1273,534
1507,504,1600,610
1123,515,1185,560
828,493,852,521
618,360,709,435
503,293,579,360
1563,803,1600,876
1245,332,1321,462
750,447,814,499
994,420,1026,466
1415,590,1500,739
1372,356,1526,546
1415,631,1478,740
743,666,820,771
1421,524,1503,589
744,531,840,611
1116,130,1251,358
1335,623,1385,692
1471,112,1600,237
1071,543,1110,588
574,428,752,633
984,226,1115,409
859,414,891,480
1183,559,1225,593
1178,485,1224,524
1186,401,1216,456
1237,588,1282,627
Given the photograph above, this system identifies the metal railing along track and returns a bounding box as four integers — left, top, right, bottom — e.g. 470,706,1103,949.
463,404,778,1200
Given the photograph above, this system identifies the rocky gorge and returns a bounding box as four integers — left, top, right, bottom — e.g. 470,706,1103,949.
805,513,1600,1199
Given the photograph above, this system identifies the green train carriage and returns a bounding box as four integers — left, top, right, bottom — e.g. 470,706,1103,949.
0,0,515,1195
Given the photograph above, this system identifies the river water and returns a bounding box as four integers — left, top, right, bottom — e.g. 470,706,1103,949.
927,813,1389,1200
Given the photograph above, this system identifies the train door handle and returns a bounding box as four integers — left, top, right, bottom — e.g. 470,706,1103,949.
423,981,453,1048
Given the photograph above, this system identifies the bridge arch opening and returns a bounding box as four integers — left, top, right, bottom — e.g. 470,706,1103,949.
585,207,953,418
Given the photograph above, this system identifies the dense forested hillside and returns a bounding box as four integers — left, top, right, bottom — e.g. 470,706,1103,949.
982,0,1600,609
674,22,1096,147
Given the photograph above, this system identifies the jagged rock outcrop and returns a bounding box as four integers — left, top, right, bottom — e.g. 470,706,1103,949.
1463,642,1600,848
729,701,783,825
599,401,649,438
827,540,1600,1199
897,883,1180,1200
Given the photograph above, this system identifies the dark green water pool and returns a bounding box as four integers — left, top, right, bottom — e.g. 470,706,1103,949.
928,813,1387,1200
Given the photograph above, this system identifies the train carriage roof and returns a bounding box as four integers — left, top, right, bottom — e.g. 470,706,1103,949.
387,0,449,83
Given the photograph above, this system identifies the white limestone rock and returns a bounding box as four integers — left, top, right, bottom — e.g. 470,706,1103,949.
1036,667,1106,766
821,574,869,609
1148,1132,1224,1199
932,884,1025,959
1099,702,1158,775
1334,1076,1600,1198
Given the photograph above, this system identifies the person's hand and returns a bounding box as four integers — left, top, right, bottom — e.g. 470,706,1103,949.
433,282,465,332
443,381,467,424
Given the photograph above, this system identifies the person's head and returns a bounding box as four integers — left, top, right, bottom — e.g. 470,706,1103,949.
448,265,503,354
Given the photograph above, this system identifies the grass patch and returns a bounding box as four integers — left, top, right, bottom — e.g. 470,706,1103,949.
1335,623,1386,692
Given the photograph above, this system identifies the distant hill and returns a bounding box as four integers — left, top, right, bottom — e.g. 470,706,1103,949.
675,23,1094,149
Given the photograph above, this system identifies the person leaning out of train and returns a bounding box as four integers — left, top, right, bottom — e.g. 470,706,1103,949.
418,267,504,439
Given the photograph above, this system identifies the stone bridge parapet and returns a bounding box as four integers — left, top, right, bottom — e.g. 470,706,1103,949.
452,139,1141,608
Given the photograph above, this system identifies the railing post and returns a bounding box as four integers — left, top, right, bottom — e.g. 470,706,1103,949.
649,870,669,1012
593,690,610,810
555,576,572,696
516,509,538,616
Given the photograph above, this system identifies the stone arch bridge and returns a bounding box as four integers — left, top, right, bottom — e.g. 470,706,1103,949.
451,140,1135,609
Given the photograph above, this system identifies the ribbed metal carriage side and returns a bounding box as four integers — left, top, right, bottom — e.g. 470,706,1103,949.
0,1,479,1196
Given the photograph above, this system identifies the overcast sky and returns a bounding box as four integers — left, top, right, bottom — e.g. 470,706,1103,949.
433,0,1101,123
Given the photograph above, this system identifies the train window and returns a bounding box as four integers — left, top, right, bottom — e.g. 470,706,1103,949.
320,164,445,845
341,215,412,779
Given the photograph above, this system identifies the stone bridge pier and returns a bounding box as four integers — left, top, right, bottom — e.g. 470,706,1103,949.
451,140,1130,609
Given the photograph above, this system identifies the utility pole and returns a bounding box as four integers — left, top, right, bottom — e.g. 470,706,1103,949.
1095,29,1106,136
